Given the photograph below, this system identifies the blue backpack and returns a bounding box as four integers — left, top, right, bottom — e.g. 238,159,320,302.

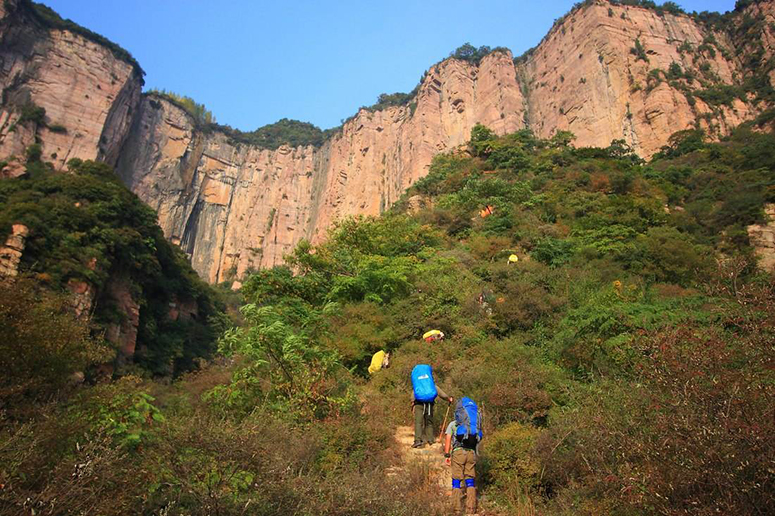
411,364,438,403
455,397,482,447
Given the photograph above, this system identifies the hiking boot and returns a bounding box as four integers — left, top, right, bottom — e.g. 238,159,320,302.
412,441,424,448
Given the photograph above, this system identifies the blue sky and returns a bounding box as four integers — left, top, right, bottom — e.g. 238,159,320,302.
43,0,736,131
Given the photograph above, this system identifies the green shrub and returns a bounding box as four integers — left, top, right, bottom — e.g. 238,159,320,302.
485,422,541,494
17,102,46,125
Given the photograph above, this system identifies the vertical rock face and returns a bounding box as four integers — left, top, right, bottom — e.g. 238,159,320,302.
117,52,526,282
117,97,322,281
0,224,28,277
105,277,140,362
520,1,754,155
747,204,775,272
0,0,142,169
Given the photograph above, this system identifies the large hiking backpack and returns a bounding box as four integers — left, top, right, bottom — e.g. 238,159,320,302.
411,364,438,403
455,397,482,449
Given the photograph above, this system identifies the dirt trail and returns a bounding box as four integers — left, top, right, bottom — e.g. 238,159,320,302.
387,425,451,489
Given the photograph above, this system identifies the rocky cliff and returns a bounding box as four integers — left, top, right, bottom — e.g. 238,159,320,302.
0,0,142,170
1,0,774,282
519,1,755,152
117,52,525,282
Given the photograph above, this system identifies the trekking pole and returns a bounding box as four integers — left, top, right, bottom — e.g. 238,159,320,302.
438,402,451,444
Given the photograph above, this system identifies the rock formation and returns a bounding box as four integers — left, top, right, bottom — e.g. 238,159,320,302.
0,0,142,170
747,204,775,272
116,52,525,282
1,0,774,281
0,224,28,277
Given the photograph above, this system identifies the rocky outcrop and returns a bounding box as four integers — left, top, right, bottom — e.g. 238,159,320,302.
0,0,142,169
66,279,95,319
105,277,140,362
169,296,198,321
0,223,28,277
748,204,775,272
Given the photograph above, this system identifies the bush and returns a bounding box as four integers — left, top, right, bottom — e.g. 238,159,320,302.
485,423,541,496
17,102,46,125
0,279,111,404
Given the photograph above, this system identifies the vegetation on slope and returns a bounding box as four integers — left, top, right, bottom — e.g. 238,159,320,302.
146,89,216,126
2,120,773,515
0,157,226,388
216,118,331,150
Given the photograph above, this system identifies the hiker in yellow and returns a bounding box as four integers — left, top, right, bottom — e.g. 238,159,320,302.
368,350,390,374
444,397,482,515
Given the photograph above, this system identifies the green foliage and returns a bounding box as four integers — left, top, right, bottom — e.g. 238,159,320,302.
0,279,111,403
0,159,224,377
653,128,706,159
450,43,501,65
630,37,649,62
363,90,419,112
17,102,46,125
85,380,165,449
146,89,214,125
47,123,67,134
694,83,745,107
217,118,328,150
485,423,541,494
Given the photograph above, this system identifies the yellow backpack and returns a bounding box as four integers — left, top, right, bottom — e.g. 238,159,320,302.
368,350,387,374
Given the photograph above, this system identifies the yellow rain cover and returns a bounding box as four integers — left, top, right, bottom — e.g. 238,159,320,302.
423,329,443,340
368,350,386,374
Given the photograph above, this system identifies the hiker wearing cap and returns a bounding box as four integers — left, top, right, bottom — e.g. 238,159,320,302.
444,397,483,515
410,364,453,448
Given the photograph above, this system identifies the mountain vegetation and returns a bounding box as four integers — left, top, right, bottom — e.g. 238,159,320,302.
146,90,216,126
2,117,773,515
0,157,227,393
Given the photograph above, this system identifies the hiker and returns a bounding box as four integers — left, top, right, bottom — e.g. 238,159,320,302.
368,350,390,374
422,329,445,343
444,397,483,515
410,364,453,448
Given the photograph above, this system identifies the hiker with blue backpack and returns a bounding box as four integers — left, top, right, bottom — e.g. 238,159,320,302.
410,364,453,448
444,397,483,515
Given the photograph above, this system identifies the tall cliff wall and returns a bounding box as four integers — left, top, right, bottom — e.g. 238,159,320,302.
117,52,525,282
1,0,774,282
519,1,754,153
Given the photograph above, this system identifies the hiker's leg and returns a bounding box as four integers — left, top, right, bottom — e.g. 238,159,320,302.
464,480,477,515
423,403,436,444
464,450,478,514
451,449,465,514
413,404,423,446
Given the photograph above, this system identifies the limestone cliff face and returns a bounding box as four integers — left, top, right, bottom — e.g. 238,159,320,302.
518,1,754,155
117,52,526,282
0,0,142,169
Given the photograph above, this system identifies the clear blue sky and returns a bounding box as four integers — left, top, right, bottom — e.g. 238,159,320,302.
43,0,736,131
